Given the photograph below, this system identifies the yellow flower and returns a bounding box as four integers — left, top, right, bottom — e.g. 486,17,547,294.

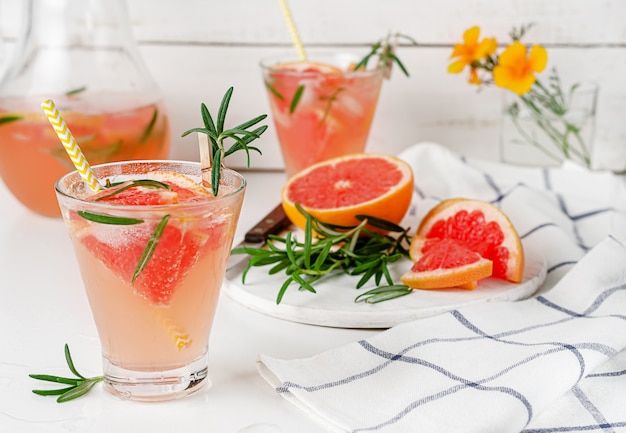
493,41,548,95
448,26,497,85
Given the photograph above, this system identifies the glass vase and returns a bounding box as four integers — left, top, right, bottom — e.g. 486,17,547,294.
0,0,170,217
499,82,598,169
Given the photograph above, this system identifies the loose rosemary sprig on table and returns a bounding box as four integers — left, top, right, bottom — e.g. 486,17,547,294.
30,344,103,403
181,87,269,196
232,203,414,304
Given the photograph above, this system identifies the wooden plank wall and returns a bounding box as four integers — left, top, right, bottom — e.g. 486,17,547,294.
1,0,625,171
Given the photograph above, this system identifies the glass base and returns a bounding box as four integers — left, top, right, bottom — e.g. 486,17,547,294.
102,353,210,402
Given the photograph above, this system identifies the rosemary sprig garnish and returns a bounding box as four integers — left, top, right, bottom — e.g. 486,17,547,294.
290,85,305,114
96,179,171,201
77,211,144,225
320,86,346,125
181,87,268,195
266,82,285,101
0,115,21,126
65,86,87,96
29,344,103,403
232,203,414,304
354,32,416,78
139,108,158,143
133,214,170,283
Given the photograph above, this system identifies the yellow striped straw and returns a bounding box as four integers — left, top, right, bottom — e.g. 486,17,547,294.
41,99,102,193
278,0,307,61
156,313,193,350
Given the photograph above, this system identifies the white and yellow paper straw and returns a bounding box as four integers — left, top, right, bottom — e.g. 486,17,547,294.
278,0,307,61
157,313,193,350
41,99,102,193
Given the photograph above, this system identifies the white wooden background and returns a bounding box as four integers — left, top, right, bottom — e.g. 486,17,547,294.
1,0,625,171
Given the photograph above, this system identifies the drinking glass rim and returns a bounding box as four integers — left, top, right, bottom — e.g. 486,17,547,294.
259,51,386,78
54,159,246,210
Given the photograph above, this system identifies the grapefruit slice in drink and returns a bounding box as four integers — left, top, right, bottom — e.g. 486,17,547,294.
266,61,344,112
281,153,414,232
409,198,524,288
77,172,223,305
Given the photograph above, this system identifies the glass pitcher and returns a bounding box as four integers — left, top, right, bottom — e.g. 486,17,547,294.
0,0,170,217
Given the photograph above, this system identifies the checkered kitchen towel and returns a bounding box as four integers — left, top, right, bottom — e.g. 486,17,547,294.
257,143,626,433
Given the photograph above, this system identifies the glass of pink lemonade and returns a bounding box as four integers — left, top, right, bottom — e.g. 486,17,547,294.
55,160,246,401
260,53,385,178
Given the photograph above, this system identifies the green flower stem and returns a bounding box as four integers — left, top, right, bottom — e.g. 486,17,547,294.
524,94,591,165
506,104,562,162
506,71,593,168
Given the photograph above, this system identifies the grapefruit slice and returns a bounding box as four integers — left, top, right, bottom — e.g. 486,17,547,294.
281,153,414,231
79,172,218,305
415,198,524,283
267,61,345,111
92,171,210,205
272,61,343,75
401,237,493,289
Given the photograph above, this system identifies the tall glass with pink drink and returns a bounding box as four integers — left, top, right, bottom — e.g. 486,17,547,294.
55,160,245,401
261,53,385,178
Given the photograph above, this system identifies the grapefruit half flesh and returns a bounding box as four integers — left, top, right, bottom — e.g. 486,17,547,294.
281,153,414,231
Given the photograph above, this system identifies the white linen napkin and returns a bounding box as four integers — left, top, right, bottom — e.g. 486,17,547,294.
257,143,626,433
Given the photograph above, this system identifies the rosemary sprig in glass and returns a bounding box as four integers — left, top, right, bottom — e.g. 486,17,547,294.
232,203,413,304
265,32,414,117
30,344,103,403
65,86,87,96
354,32,416,78
0,115,21,126
139,108,158,143
181,86,269,196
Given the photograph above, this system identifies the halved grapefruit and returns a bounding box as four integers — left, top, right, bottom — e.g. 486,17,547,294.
414,198,524,283
281,153,414,232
